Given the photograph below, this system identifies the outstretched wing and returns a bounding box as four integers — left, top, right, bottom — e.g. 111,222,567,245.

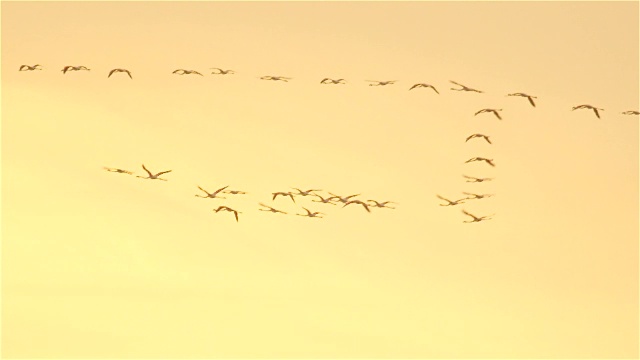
214,185,229,195
155,170,172,176
141,164,153,177
108,69,117,78
528,96,536,107
126,70,133,79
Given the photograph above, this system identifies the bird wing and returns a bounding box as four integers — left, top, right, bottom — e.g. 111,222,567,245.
214,185,229,195
233,211,239,222
484,136,492,144
126,70,132,79
198,186,210,195
62,66,71,74
155,170,172,176
465,135,474,142
528,96,536,107
436,195,449,202
430,86,440,94
141,164,153,177
108,69,117,78
409,84,419,90
289,194,296,203
494,111,502,120
594,108,601,119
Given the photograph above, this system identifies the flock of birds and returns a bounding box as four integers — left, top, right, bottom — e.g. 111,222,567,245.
21,63,639,223
104,165,396,223
16,64,640,117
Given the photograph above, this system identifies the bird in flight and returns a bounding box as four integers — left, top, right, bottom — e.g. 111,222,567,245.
572,104,604,119
366,80,397,86
260,76,292,82
19,64,42,71
465,134,492,144
62,66,90,74
320,78,346,84
409,83,439,93
297,207,325,218
463,175,494,183
507,92,537,107
108,68,132,79
343,200,371,213
223,189,247,195
103,166,133,175
437,195,467,206
465,157,496,167
259,203,287,214
450,80,483,93
312,194,338,205
195,185,229,199
211,68,235,75
462,192,494,200
462,209,494,223
328,193,361,204
475,108,503,120
291,188,321,196
173,69,204,76
622,110,639,115
272,191,296,203
367,200,397,209
136,164,171,180
213,206,241,222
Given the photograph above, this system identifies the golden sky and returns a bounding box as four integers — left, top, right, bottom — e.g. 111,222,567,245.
1,1,638,358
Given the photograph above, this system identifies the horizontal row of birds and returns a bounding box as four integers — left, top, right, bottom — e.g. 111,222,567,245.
17,64,639,118
104,164,397,222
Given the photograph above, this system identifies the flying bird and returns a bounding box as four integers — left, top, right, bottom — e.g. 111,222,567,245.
462,192,494,200
409,83,439,93
260,76,291,82
103,166,133,175
223,190,247,195
312,194,338,205
297,207,325,218
572,104,603,119
466,134,492,144
136,164,171,180
259,203,287,214
173,69,204,76
210,68,235,75
465,157,496,167
507,92,537,107
450,80,483,93
343,200,371,213
320,78,346,84
327,193,361,204
367,200,397,209
19,64,42,71
366,80,397,86
108,68,132,79
196,185,229,199
272,192,296,203
463,175,494,183
462,209,494,223
213,206,241,222
62,66,90,74
622,110,639,115
291,188,321,196
436,195,466,206
475,108,503,120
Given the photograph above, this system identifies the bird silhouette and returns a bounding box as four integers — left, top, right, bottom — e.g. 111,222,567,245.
463,175,493,183
213,206,241,222
437,195,466,206
259,203,287,214
343,200,371,212
366,80,397,86
195,185,229,199
297,207,324,218
475,108,503,120
211,68,235,75
320,78,346,84
136,164,171,180
572,104,603,119
465,157,496,167
409,83,439,93
108,68,132,79
272,192,296,203
173,69,204,76
465,134,492,144
507,92,537,107
462,209,494,223
19,64,42,71
103,167,133,175
450,80,483,93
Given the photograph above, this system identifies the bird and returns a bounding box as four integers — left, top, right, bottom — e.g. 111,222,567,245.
291,188,321,196
367,200,397,209
327,193,361,204
465,134,492,144
195,185,229,199
475,108,503,120
222,190,247,195
450,80,483,93
343,200,371,212
572,104,603,119
463,175,494,183
259,203,287,214
462,209,494,223
210,68,235,75
436,195,467,206
507,92,537,107
320,78,346,84
409,83,439,93
260,76,291,82
19,64,42,71
213,206,241,222
465,157,496,167
366,80,397,86
622,110,639,115
297,207,325,218
311,194,339,205
62,66,90,74
272,192,296,203
103,166,133,175
136,164,171,180
108,68,132,79
462,192,494,200
173,69,203,76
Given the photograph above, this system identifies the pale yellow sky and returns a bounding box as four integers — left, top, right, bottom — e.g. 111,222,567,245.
1,1,638,358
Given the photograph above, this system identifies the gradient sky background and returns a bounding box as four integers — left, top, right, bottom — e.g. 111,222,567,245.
1,1,638,358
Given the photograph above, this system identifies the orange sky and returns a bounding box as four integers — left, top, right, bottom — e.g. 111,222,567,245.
2,1,638,358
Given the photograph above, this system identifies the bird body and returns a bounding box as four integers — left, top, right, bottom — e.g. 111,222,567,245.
366,80,397,86
409,83,439,93
136,164,171,180
260,76,291,82
173,69,204,76
213,206,241,222
19,64,42,71
462,209,493,223
327,193,361,203
465,157,496,167
103,167,133,175
297,207,324,218
211,68,235,74
507,92,537,107
463,175,493,183
259,203,287,214
475,108,503,120
195,185,229,199
321,78,346,84
462,192,494,200
108,68,132,79
622,110,639,115
367,200,396,209
572,104,603,119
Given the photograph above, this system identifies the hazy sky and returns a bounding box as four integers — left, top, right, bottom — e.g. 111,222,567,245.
2,1,638,358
